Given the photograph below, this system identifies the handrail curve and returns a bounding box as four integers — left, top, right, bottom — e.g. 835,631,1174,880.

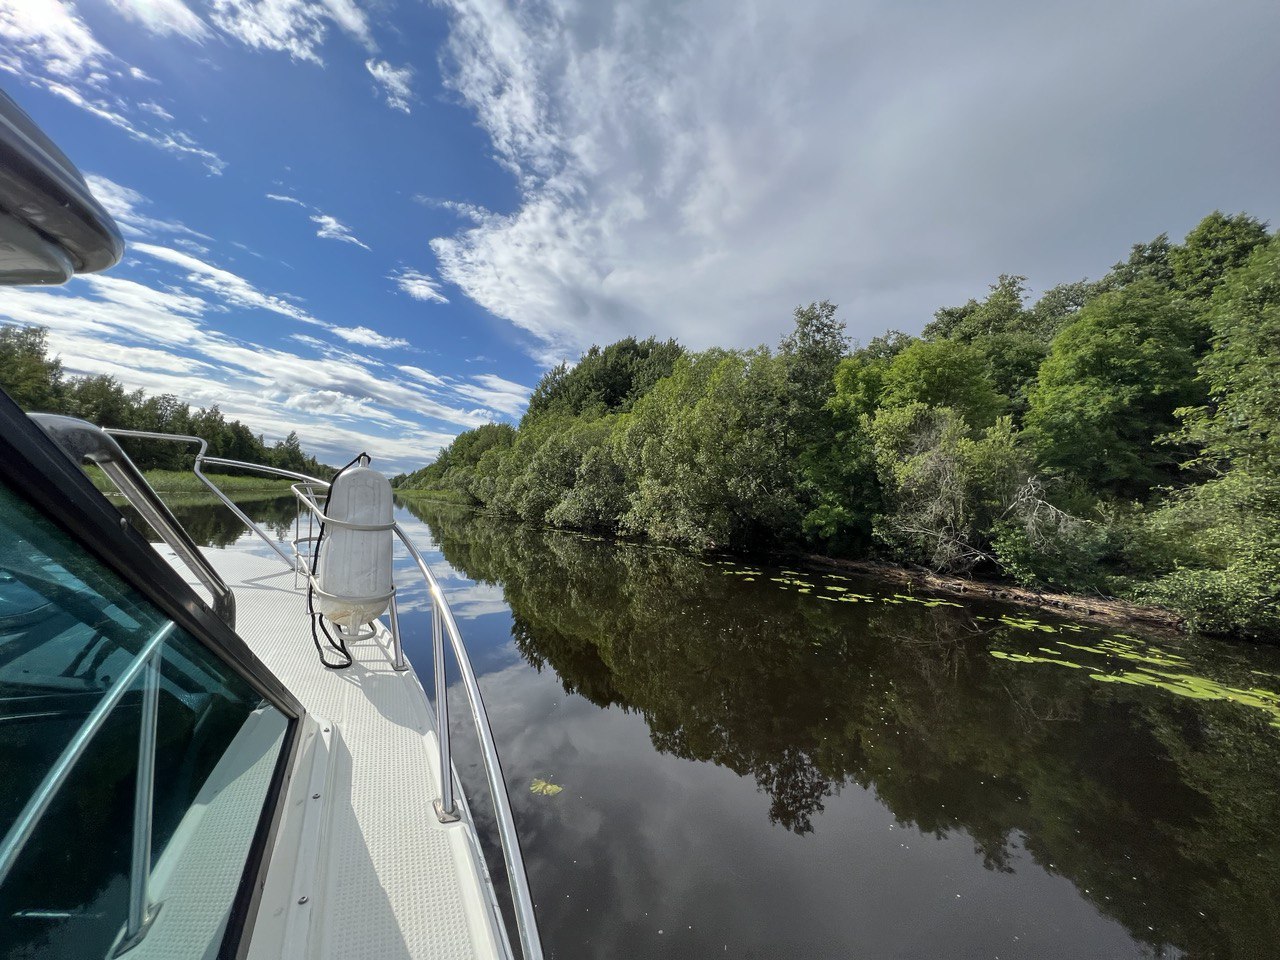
31,417,236,627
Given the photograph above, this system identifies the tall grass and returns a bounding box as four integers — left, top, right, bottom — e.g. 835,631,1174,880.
84,466,295,495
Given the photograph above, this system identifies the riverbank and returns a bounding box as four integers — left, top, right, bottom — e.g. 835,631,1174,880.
796,553,1185,635
394,489,1187,637
87,467,296,498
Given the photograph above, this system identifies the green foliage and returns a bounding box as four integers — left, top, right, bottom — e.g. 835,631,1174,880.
390,212,1279,639
0,324,331,476
1169,211,1268,300
923,274,1033,343
0,325,62,411
1136,237,1280,636
779,299,848,414
924,275,1091,420
1025,281,1205,496
1105,233,1175,289
991,501,1127,595
394,422,515,493
523,336,683,423
868,405,1030,573
616,349,805,550
879,339,1006,429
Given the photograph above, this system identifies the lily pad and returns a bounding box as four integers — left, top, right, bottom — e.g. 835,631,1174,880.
531,778,564,797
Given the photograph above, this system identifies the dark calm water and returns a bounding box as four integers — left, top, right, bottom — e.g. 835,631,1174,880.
161,495,1280,960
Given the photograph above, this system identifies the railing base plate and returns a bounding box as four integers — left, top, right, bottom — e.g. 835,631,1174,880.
433,799,460,824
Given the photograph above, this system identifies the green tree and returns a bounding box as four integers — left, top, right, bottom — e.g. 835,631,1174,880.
924,277,1067,418
616,349,803,550
1105,234,1175,289
523,337,683,423
802,343,900,551
65,375,133,427
778,299,849,413
880,339,1006,429
1169,212,1268,300
0,325,63,410
1025,281,1205,496
1139,237,1280,635
868,404,1031,573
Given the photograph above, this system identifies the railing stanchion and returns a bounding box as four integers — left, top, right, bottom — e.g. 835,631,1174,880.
433,595,457,821
387,591,408,672
124,644,163,946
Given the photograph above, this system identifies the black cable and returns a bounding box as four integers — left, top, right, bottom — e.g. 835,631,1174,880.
307,452,369,669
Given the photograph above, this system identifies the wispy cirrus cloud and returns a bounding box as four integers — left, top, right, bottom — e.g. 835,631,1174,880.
366,59,413,113
0,0,109,77
107,0,210,41
43,81,226,174
132,241,323,324
208,0,374,64
85,173,210,240
267,194,371,250
137,100,175,120
391,268,448,303
0,0,225,173
266,193,309,207
449,373,531,418
0,119,527,466
0,269,498,466
329,325,409,350
310,213,371,250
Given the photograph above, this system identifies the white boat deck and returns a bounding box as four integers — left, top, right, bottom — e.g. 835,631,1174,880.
157,545,509,960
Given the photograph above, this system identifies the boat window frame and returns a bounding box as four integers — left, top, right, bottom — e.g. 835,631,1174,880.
0,389,305,960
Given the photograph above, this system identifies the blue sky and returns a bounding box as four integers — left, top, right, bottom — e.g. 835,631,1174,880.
0,0,1277,470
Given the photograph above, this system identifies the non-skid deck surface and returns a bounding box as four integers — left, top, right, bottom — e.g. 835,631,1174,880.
159,545,503,960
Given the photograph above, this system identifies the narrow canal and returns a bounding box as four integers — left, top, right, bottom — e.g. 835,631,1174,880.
180,494,1280,959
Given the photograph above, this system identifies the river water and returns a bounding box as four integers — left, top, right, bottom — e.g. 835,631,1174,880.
155,494,1280,960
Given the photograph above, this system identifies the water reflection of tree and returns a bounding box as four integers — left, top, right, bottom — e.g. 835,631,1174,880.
117,494,299,547
406,501,1280,959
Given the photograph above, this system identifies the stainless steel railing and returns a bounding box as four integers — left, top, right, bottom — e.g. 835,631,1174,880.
30,416,237,627
97,430,545,960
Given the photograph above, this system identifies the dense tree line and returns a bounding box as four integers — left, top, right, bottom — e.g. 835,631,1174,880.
0,326,331,477
397,210,1275,640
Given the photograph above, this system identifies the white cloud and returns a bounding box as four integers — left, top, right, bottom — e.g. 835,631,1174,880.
107,0,210,40
132,241,322,324
396,364,447,388
265,194,372,251
43,80,226,174
329,325,409,349
391,268,448,303
366,58,413,113
85,173,209,240
0,0,109,78
430,0,1280,358
138,100,175,120
0,2,223,173
310,213,370,250
449,373,530,418
0,276,481,467
209,0,373,64
437,199,490,224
